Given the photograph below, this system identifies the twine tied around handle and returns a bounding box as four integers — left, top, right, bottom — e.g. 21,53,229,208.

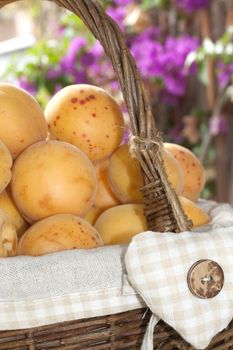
129,134,164,160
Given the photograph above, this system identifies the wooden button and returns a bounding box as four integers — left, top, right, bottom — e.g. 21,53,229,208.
187,259,224,299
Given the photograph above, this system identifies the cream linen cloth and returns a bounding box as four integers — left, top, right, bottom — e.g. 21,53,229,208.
125,200,233,349
0,244,142,330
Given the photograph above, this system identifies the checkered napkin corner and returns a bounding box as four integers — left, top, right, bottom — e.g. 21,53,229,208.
125,228,233,349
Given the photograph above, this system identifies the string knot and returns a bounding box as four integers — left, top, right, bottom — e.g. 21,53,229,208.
129,134,163,158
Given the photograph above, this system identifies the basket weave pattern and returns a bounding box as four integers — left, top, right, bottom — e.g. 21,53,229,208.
0,0,232,349
0,309,232,349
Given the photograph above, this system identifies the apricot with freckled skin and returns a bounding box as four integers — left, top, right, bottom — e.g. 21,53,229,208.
164,143,206,202
0,140,12,193
11,140,97,222
17,214,103,256
95,204,147,245
107,144,184,204
45,84,125,162
0,83,48,159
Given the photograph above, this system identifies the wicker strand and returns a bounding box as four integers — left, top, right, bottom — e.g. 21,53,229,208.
130,136,192,232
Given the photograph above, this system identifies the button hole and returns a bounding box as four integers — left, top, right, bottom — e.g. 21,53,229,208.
201,275,213,283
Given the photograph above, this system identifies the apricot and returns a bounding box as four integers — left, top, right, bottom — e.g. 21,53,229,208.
84,206,102,225
94,158,120,211
95,204,147,245
164,143,206,201
108,144,184,203
11,140,97,222
165,151,184,192
45,84,125,162
0,209,18,257
0,83,48,158
108,144,143,203
17,214,103,256
179,196,210,228
0,190,28,237
0,140,12,193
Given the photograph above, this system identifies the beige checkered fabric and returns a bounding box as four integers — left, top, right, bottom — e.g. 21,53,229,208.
0,244,143,330
0,288,142,330
125,206,233,349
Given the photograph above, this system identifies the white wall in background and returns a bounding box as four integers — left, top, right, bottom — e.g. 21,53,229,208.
0,35,35,77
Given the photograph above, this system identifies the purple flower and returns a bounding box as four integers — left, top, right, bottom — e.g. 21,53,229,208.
164,72,186,97
169,123,185,142
46,68,61,79
122,128,131,144
18,77,36,95
130,31,199,103
90,42,104,57
107,6,127,29
133,27,160,42
81,52,95,67
113,0,132,5
165,35,199,68
209,115,229,136
218,62,233,89
110,80,120,91
176,0,209,12
60,55,74,73
73,69,88,84
130,30,163,77
67,37,87,58
55,84,63,93
61,37,87,72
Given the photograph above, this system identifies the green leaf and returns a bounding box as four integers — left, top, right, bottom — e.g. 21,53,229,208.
141,0,159,10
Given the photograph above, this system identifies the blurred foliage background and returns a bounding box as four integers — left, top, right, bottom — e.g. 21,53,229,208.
0,0,233,203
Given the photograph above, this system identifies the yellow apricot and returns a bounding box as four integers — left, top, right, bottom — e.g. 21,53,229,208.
179,196,210,228
84,206,102,225
11,140,97,222
0,83,48,158
94,158,120,211
164,143,206,202
0,140,12,193
108,144,184,204
95,204,147,245
45,84,125,162
163,149,184,194
18,214,103,256
0,190,28,237
108,144,143,203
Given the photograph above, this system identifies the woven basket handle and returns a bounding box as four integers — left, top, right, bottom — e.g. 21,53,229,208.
0,0,191,233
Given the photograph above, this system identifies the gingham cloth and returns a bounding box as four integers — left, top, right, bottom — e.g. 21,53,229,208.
0,244,142,330
125,201,233,349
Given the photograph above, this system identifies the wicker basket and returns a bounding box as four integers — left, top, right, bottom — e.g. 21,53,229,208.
0,0,233,349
